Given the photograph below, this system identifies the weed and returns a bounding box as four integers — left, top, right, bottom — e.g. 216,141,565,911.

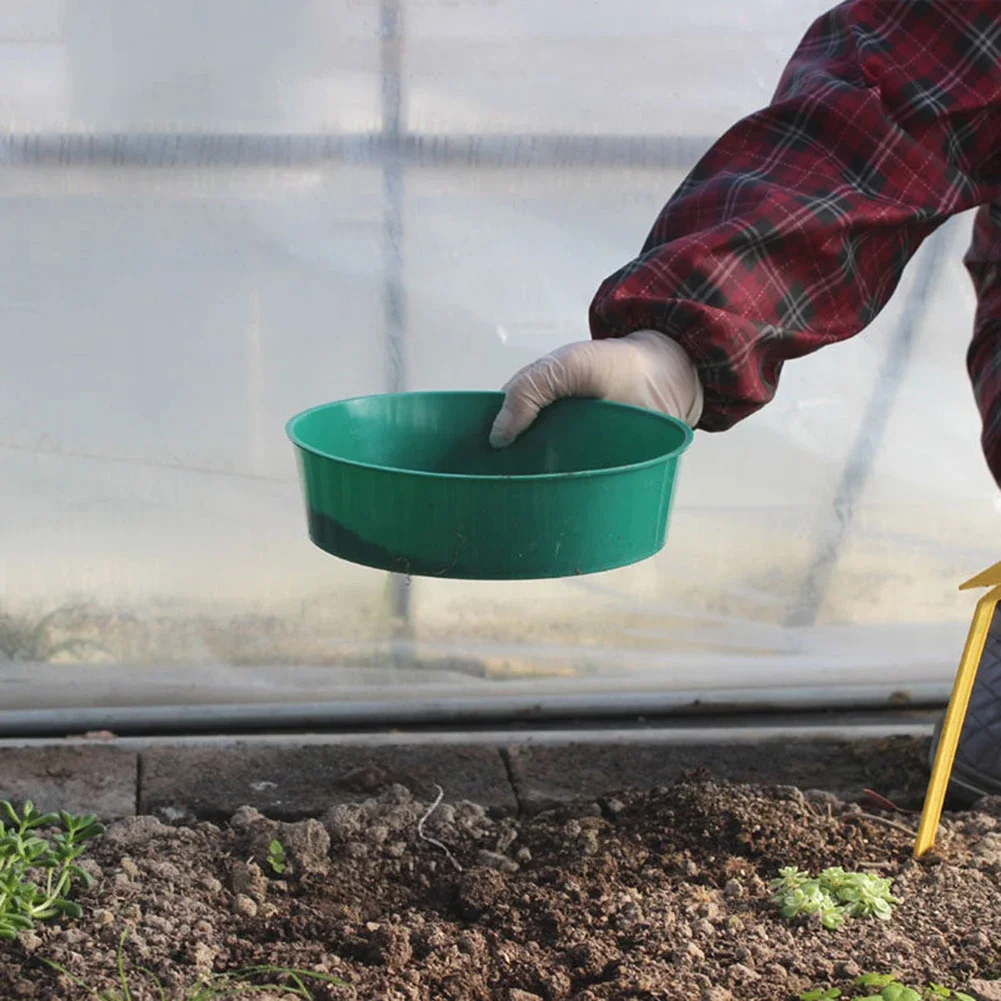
771,866,899,929
799,973,975,1001
0,800,104,940
266,839,286,876
43,929,347,1000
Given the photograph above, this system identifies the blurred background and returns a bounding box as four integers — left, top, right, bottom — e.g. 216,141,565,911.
1,0,993,727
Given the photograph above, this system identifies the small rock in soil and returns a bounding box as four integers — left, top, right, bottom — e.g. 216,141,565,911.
365,925,413,968
476,849,519,873
278,817,330,875
232,893,258,918
723,878,744,898
323,802,366,842
16,932,41,953
119,857,140,879
104,815,170,847
198,874,222,893
229,860,268,901
969,981,1001,1001
229,805,267,831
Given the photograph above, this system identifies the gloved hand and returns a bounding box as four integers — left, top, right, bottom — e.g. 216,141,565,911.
489,329,703,448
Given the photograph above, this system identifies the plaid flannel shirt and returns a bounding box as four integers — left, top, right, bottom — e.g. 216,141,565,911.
590,0,1001,486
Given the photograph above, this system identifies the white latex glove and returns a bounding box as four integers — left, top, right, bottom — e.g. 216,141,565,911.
489,329,704,448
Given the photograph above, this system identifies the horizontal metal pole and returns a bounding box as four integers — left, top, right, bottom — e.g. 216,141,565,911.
0,132,714,169
0,683,948,738
0,716,938,749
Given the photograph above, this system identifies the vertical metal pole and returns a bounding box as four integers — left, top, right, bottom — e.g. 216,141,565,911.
381,0,411,629
785,222,953,628
247,288,265,477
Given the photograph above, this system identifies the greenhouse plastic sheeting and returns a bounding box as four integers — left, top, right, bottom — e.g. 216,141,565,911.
1,0,996,715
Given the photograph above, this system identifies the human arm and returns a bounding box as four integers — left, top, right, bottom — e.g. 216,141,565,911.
589,0,1001,432
495,1,1001,463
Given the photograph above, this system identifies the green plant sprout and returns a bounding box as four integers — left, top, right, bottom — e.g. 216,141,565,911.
799,973,975,1001
770,866,900,930
0,800,104,940
43,930,347,1000
266,839,286,876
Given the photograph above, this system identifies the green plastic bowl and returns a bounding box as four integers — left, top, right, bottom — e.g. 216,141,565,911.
287,391,692,580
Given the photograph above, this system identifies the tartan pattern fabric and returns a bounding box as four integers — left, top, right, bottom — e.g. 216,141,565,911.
954,602,1001,795
589,0,1001,485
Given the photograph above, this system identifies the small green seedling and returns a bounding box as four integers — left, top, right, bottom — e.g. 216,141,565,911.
266,839,286,876
855,972,920,1001
771,866,899,930
0,800,104,940
44,929,347,1000
927,986,975,1001
799,974,975,1001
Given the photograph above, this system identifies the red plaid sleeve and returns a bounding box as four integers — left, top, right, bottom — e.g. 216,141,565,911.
967,204,1001,485
590,0,1001,481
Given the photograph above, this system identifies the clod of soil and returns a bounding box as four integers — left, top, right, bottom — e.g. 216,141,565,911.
3,740,1001,1000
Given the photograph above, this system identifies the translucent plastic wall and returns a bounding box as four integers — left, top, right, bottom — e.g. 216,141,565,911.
2,0,995,717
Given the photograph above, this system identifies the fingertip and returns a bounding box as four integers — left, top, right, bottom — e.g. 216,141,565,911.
491,397,536,449
489,410,516,449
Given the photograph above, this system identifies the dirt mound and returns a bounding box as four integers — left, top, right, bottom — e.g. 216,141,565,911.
3,764,1001,999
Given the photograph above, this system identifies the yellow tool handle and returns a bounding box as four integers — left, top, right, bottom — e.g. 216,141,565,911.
915,587,1001,857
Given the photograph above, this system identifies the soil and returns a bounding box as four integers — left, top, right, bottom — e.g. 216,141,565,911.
3,736,1001,1001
